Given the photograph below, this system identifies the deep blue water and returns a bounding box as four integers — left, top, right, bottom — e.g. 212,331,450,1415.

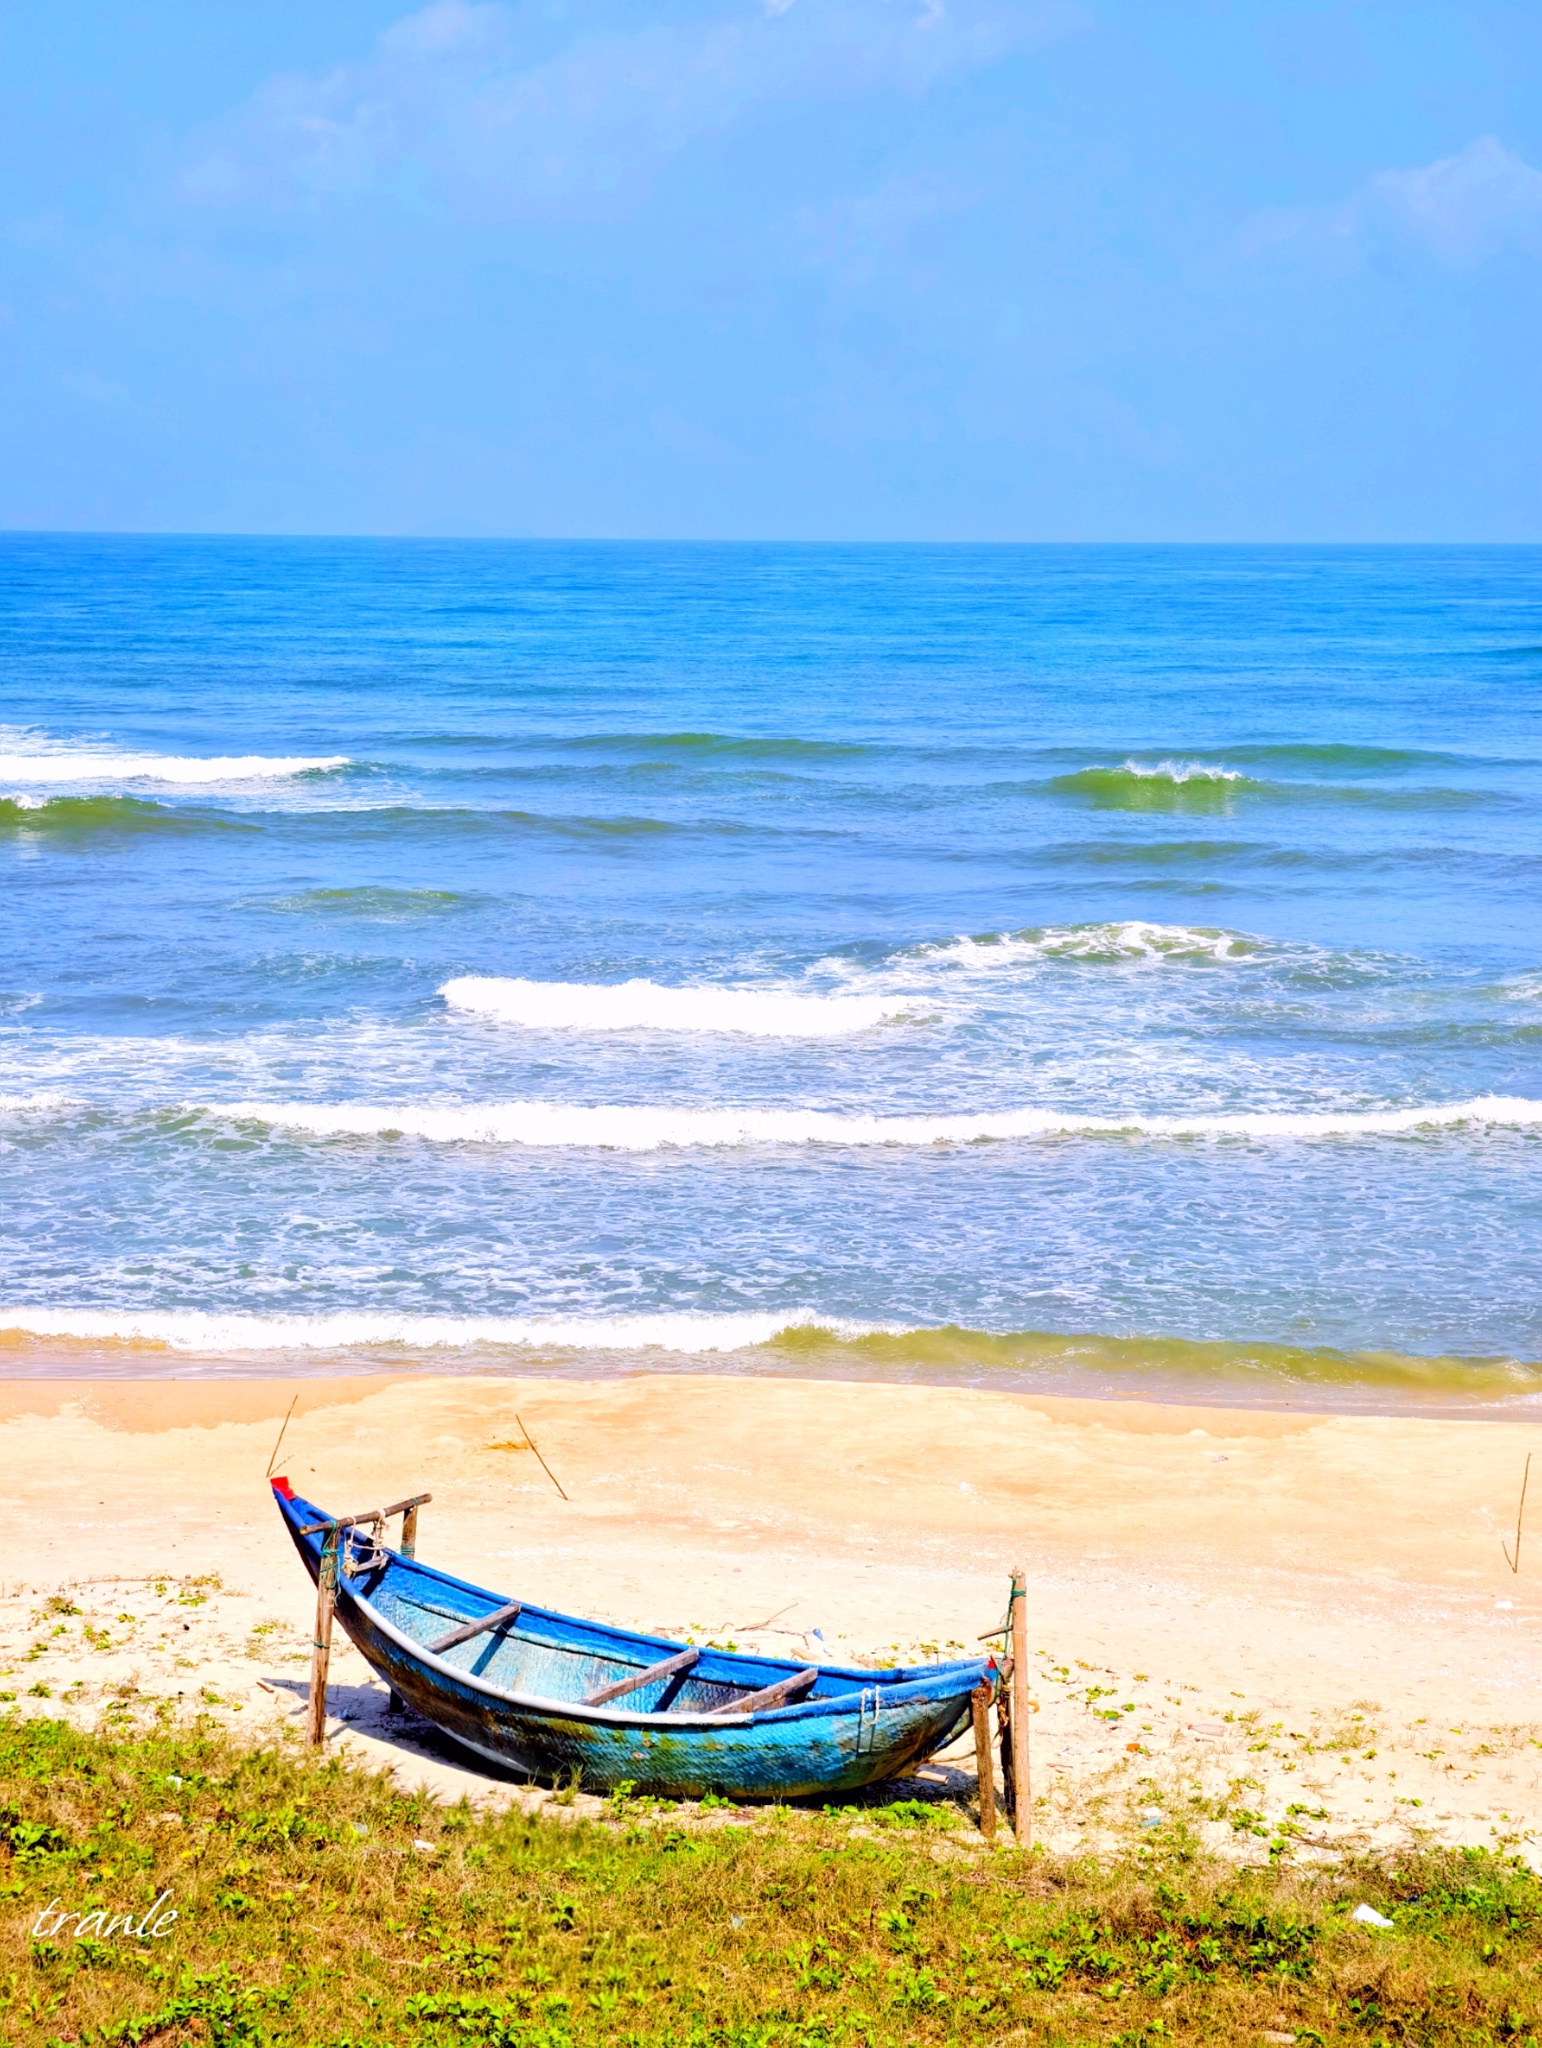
2,538,1540,1400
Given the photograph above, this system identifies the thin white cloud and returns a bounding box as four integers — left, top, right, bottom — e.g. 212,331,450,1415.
1368,136,1542,261
180,0,1056,218
787,172,971,286
1244,136,1542,266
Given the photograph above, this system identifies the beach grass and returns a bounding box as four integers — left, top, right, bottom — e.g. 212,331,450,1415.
2,1713,1539,2046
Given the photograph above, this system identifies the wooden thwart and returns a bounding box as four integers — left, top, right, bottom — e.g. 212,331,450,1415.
584,1646,699,1707
426,1600,523,1657
705,1666,819,1718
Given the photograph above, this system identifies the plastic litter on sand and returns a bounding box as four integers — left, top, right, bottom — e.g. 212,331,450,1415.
1351,1904,1394,1929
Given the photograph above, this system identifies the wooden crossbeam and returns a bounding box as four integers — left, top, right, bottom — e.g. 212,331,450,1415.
583,1647,699,1708
298,1492,431,1537
703,1666,819,1718
425,1600,523,1657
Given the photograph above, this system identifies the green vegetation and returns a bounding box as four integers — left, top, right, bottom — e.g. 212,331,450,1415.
2,1715,1540,2045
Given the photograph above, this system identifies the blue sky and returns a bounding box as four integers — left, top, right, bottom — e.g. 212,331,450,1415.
2,1,1539,540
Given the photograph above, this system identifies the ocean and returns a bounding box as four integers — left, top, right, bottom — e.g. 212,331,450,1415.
2,536,1540,1407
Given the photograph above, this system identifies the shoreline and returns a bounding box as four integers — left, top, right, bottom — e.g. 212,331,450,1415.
3,1369,1540,1861
2,1333,1541,1425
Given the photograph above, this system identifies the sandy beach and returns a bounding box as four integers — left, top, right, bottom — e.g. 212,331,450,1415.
2,1368,1537,1861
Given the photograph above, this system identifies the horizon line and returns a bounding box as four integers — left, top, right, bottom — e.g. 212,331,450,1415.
2,529,1540,549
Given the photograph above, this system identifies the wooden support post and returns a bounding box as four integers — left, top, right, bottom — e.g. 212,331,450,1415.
1010,1566,1031,1848
306,1528,338,1746
971,1681,996,1842
996,1665,1014,1825
391,1500,420,1715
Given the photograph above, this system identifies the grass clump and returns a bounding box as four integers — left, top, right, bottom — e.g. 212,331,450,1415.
0,1714,1540,2045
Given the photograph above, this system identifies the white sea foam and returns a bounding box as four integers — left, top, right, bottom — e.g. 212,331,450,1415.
1116,758,1244,784
0,1307,860,1354
0,750,348,785
211,1093,1542,1151
916,921,1255,968
439,975,909,1037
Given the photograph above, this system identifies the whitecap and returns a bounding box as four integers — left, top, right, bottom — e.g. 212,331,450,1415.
439,975,909,1037
0,750,348,785
0,1306,868,1354
916,920,1256,968
209,1092,1542,1151
1116,758,1244,784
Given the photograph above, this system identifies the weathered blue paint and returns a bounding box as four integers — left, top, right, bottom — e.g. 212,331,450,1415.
273,1479,996,1799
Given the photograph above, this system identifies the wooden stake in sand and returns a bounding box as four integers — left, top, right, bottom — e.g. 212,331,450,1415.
1503,1453,1532,1574
264,1395,298,1480
306,1527,338,1746
514,1412,569,1501
1010,1566,1031,1848
971,1680,997,1842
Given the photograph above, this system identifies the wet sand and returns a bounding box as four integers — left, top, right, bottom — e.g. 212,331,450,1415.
3,1371,1539,1860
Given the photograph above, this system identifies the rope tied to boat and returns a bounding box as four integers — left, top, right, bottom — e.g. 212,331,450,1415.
341,1519,388,1578
1000,1576,1024,1638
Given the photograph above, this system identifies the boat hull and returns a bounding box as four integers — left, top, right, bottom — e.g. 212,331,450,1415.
273,1480,991,1800
348,1598,979,1796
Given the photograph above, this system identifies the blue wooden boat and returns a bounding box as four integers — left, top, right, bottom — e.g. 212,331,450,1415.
273,1478,996,1800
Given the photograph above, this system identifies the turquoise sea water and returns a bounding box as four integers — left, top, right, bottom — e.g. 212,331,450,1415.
2,537,1540,1404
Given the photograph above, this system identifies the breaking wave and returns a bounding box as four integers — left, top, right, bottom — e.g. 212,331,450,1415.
763,1323,1542,1400
0,747,348,785
0,795,254,837
439,976,910,1036
1051,761,1256,809
2,1308,1536,1401
207,1092,1542,1150
912,920,1262,967
0,1307,843,1354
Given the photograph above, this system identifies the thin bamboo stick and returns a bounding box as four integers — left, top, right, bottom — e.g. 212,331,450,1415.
514,1413,569,1501
1010,1566,1031,1848
971,1681,996,1842
264,1395,298,1480
1503,1453,1532,1573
